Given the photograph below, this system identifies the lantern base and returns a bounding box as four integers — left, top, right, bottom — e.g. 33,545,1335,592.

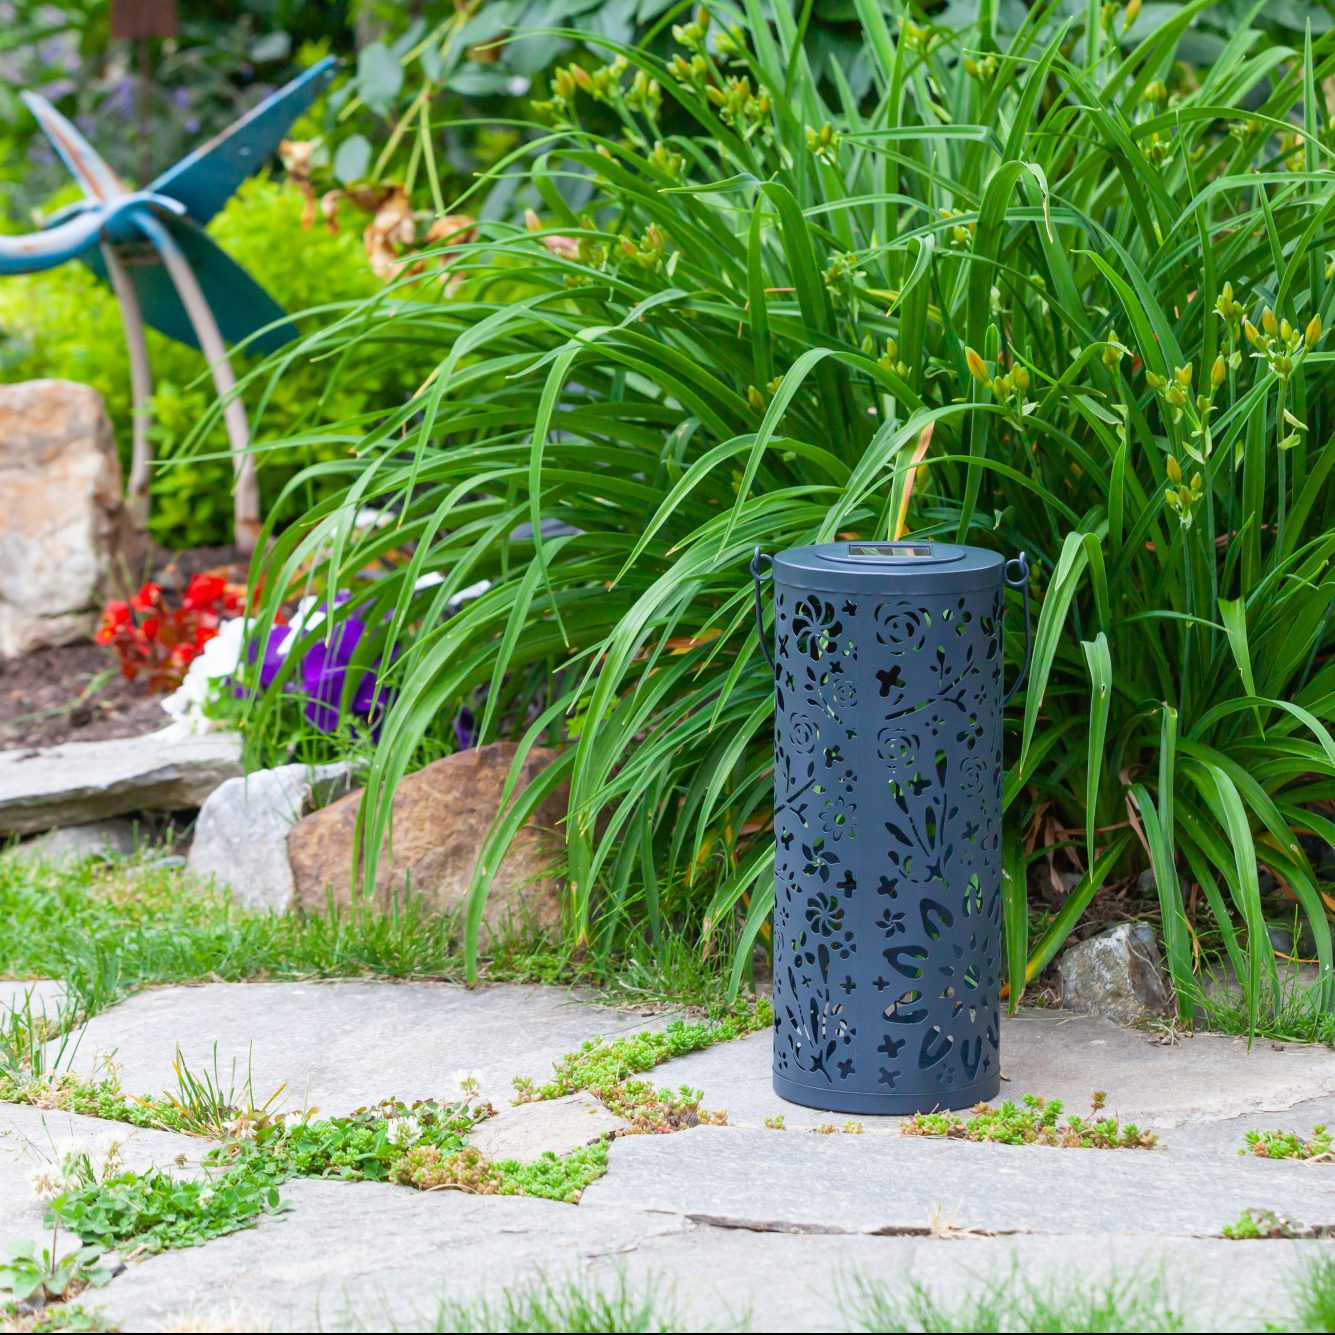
772,1070,1001,1116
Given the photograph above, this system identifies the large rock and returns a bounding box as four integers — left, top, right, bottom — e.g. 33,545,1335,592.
0,380,125,656
1057,920,1171,1024
0,727,241,835
189,763,352,909
287,743,566,936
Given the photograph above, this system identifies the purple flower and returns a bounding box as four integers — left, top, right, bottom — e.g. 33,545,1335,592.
256,624,293,690
453,707,476,750
300,614,391,733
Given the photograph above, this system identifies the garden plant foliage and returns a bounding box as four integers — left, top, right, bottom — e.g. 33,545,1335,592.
225,0,1335,1026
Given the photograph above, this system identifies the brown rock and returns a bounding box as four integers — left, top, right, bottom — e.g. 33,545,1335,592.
288,742,566,936
0,380,127,656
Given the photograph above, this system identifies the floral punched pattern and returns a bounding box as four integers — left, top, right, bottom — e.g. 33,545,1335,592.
771,577,1004,1100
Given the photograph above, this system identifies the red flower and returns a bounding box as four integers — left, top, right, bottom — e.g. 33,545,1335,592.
94,600,131,645
95,574,250,695
183,573,226,611
131,582,162,612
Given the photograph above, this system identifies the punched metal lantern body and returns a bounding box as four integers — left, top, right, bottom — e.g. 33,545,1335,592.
760,541,1022,1116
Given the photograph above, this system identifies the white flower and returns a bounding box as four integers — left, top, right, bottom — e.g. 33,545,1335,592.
94,1131,125,1179
54,1137,91,1170
28,1164,68,1202
385,1115,422,1147
198,1187,215,1205
451,1069,482,1097
161,615,251,735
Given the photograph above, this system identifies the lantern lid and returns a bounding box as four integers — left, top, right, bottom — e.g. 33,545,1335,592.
772,541,1003,593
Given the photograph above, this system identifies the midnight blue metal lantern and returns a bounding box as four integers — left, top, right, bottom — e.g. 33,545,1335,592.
752,541,1031,1115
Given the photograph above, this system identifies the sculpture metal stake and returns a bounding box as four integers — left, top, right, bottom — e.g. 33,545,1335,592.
0,57,338,553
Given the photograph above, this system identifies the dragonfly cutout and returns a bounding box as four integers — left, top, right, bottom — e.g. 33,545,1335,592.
0,57,338,550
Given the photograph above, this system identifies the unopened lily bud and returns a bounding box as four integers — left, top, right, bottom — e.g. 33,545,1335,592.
1262,306,1278,337
1146,370,1167,392
965,347,989,384
1166,455,1182,485
1125,0,1141,28
1306,315,1322,349
1210,355,1226,389
1280,318,1294,344
1243,319,1262,349
1013,365,1030,392
747,384,765,410
1173,363,1192,387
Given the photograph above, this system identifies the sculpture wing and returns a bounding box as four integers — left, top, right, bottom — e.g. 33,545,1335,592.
84,214,297,353
148,57,339,225
20,92,126,201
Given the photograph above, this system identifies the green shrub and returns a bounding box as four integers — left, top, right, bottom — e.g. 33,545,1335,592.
236,1,1335,1022
0,176,427,548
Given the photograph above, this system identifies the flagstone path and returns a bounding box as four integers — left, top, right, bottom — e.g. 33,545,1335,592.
2,979,1334,1331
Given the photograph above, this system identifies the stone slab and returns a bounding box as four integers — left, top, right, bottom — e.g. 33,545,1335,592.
0,978,65,1018
61,981,673,1115
468,1092,627,1163
0,728,242,834
0,1101,205,1248
90,1177,687,1333
620,1229,1320,1333
77,1176,1321,1333
1153,1093,1335,1158
581,1125,1335,1237
652,1010,1335,1136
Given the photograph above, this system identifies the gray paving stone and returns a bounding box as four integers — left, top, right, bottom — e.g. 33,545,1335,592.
61,981,673,1116
653,1010,1335,1136
76,1177,1323,1333
468,1091,627,1163
0,978,65,1017
611,1229,1317,1334
1155,1093,1335,1157
0,1101,205,1248
90,1177,689,1333
581,1125,1335,1237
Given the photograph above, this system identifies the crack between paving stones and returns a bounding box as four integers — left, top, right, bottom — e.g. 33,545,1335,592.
683,1212,1025,1238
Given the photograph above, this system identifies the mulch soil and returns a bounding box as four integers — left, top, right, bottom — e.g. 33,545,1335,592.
0,546,248,752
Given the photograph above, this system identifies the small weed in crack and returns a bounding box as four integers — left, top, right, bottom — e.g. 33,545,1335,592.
1242,1125,1334,1162
1221,1207,1308,1240
902,1093,1158,1149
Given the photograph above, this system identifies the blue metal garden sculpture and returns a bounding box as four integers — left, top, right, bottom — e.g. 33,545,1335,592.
0,57,338,552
